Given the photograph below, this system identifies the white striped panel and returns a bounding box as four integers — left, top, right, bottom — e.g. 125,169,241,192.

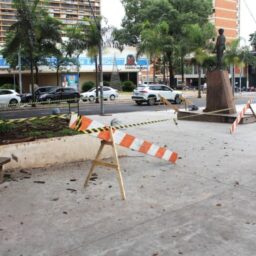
130,138,144,151
147,144,159,156
162,150,172,161
87,120,104,129
113,130,126,145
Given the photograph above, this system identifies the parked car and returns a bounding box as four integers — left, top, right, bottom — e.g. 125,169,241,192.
38,87,80,103
0,89,21,106
131,84,182,105
81,86,119,102
21,86,57,103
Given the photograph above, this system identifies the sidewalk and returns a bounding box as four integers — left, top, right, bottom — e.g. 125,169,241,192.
1,109,256,256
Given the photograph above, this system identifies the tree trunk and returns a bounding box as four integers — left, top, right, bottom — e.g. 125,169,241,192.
56,67,59,87
167,52,175,88
198,65,202,98
77,55,80,91
163,59,166,84
95,56,99,103
181,55,184,83
35,64,39,85
30,59,35,107
153,58,156,83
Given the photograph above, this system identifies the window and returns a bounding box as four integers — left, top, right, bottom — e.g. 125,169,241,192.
161,86,172,91
0,90,11,95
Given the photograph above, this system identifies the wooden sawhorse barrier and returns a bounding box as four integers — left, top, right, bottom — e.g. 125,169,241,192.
0,157,11,184
84,127,126,200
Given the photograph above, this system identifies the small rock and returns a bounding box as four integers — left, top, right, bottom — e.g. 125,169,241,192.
33,181,45,184
234,181,239,186
66,188,77,193
20,170,30,174
52,108,61,115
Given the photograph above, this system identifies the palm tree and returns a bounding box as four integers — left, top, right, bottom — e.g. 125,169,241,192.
1,0,62,104
137,21,171,84
65,25,87,90
84,18,102,103
224,39,242,94
186,23,215,98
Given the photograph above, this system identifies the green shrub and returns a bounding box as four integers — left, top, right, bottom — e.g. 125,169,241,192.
122,81,135,92
0,123,15,135
0,83,17,90
81,81,95,92
103,81,110,86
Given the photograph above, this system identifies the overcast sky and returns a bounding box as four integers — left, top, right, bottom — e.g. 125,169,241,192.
101,0,256,46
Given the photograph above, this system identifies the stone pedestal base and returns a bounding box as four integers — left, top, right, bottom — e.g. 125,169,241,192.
204,70,236,114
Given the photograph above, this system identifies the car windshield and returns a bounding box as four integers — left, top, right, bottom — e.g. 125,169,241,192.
88,88,95,92
48,88,58,93
137,85,148,90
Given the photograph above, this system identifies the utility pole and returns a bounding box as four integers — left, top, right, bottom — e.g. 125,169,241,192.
87,0,104,115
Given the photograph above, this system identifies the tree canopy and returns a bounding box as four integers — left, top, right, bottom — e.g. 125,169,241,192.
115,0,213,86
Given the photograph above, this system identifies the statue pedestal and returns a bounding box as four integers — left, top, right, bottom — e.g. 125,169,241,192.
204,70,236,114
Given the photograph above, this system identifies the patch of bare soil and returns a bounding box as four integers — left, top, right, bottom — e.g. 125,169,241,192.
0,117,79,145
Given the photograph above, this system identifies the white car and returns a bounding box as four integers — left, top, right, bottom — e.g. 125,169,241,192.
81,86,119,102
0,89,21,106
131,84,182,105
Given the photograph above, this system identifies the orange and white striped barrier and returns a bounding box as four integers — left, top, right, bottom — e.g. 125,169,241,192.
69,114,178,164
230,99,254,134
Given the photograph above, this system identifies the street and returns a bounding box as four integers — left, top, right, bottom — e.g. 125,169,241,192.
0,92,256,120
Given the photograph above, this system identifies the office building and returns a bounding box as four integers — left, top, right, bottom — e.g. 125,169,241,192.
211,0,240,41
0,0,100,43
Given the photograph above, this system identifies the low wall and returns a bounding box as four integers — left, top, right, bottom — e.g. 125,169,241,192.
1,135,127,170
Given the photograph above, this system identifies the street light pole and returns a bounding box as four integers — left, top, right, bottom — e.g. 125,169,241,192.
87,0,104,115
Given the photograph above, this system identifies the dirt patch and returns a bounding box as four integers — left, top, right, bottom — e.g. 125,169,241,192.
0,117,79,145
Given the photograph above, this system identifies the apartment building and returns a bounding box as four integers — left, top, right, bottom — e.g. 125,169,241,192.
0,0,100,43
212,0,240,42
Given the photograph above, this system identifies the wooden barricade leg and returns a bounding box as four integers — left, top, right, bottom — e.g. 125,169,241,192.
84,142,104,187
109,127,126,200
84,127,126,200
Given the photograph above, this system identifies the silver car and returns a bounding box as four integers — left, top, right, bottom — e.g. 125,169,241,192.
81,86,119,102
0,89,21,106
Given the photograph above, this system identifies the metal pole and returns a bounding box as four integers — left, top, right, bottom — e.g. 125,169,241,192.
18,48,22,93
87,0,104,115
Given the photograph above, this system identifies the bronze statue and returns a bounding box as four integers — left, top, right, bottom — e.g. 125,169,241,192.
215,28,226,69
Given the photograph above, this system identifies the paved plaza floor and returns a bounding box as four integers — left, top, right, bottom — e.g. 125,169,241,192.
1,108,256,256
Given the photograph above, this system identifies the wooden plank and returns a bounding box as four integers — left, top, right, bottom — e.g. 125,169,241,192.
0,157,10,184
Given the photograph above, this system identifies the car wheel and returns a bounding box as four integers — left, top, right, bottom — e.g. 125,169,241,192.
89,96,95,102
147,97,156,106
9,99,18,107
109,95,115,101
135,101,143,106
175,95,182,104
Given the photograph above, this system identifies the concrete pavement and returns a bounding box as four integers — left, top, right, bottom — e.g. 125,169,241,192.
1,108,256,256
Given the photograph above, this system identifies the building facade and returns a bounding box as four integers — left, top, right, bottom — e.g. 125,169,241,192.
211,0,240,42
0,0,100,43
